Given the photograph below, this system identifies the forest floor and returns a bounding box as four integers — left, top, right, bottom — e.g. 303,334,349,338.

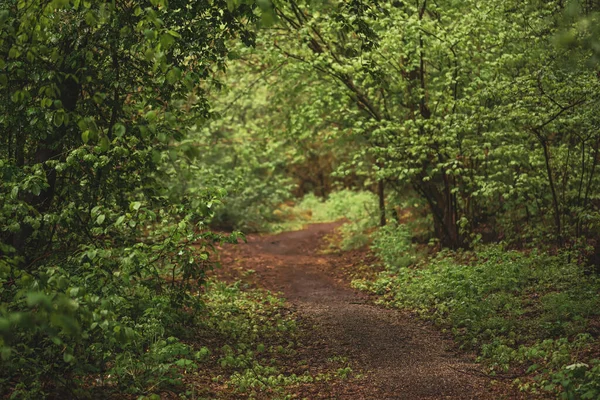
217,222,530,400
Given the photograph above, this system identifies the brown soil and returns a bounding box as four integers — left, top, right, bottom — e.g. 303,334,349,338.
219,223,529,400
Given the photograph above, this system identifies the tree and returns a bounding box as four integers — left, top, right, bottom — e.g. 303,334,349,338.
0,0,265,395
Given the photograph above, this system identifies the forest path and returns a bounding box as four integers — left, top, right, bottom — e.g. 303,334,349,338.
220,223,524,399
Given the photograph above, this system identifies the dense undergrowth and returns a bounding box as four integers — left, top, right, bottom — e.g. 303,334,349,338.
354,238,600,398
1,273,347,399
268,190,379,250
278,190,600,399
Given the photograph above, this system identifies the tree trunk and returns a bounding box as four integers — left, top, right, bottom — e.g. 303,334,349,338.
378,179,386,227
415,175,462,249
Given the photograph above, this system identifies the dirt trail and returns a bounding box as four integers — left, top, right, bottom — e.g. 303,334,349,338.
221,223,524,399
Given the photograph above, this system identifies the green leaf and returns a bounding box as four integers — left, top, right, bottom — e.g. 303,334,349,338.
100,320,109,331
166,67,182,84
96,214,105,224
93,93,104,104
84,10,97,26
53,112,64,127
114,123,126,137
8,47,19,59
99,136,110,152
175,358,196,368
145,110,157,122
160,33,175,49
166,29,181,38
195,347,211,360
86,249,97,259
130,201,142,211
31,183,41,196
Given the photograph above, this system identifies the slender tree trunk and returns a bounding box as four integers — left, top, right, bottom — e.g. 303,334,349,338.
378,179,386,227
541,138,562,245
15,126,25,167
576,141,586,236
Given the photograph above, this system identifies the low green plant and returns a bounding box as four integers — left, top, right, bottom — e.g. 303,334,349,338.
269,190,379,249
546,360,600,400
228,363,316,394
354,233,600,396
371,222,415,270
336,366,353,379
195,280,349,399
296,190,378,224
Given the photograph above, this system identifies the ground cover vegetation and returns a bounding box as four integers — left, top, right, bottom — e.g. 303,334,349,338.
0,0,316,397
205,0,600,398
4,0,600,398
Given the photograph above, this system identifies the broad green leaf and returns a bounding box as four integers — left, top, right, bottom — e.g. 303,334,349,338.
53,112,64,127
99,136,110,152
114,123,126,137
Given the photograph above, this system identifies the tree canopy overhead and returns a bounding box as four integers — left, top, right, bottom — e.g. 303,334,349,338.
222,0,600,249
4,0,600,397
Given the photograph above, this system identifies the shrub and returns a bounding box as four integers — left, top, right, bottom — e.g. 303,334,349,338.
354,235,600,396
371,222,415,271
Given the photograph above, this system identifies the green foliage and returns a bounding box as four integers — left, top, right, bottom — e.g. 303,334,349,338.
0,0,263,396
354,234,600,395
202,281,297,342
212,0,600,250
197,280,345,398
297,191,379,224
191,72,297,232
548,360,600,400
371,222,415,271
228,365,316,394
6,0,600,397
269,190,379,249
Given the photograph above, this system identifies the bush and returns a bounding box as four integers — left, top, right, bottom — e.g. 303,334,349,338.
270,190,379,249
296,190,379,224
353,236,600,396
371,222,415,271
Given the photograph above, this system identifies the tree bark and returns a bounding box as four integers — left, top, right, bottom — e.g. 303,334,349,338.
378,179,386,227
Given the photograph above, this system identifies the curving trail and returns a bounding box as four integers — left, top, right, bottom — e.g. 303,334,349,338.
221,223,526,399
